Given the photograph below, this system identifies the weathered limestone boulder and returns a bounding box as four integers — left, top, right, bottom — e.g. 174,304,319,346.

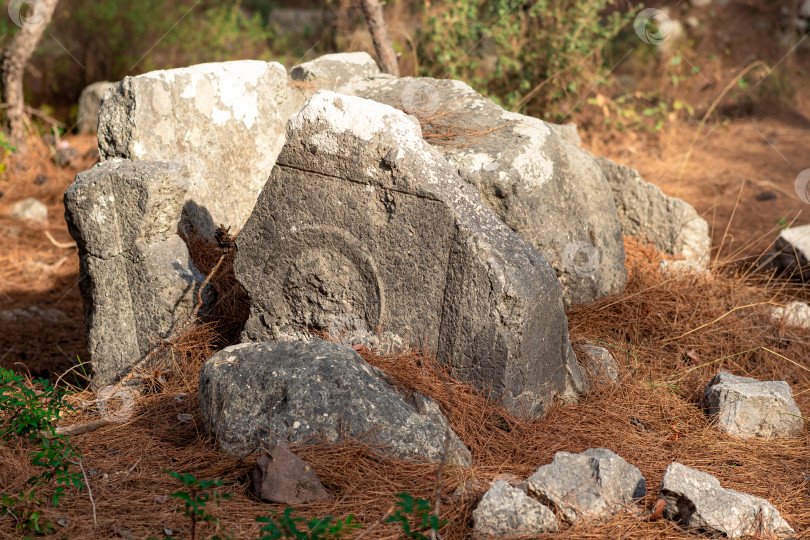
291,52,385,91
198,339,471,464
473,480,558,536
595,157,710,265
235,91,584,416
703,372,803,438
349,77,626,305
525,448,646,524
98,61,304,236
64,159,205,386
77,81,115,134
660,462,794,538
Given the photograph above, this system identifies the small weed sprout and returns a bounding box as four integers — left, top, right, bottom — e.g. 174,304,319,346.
385,493,444,540
167,471,232,540
0,368,84,535
255,507,361,539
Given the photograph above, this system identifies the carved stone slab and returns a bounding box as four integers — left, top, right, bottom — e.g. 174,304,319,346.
235,91,583,415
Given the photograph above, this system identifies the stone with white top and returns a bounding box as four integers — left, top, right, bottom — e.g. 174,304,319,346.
660,462,794,538
98,61,304,236
473,480,559,536
703,371,803,438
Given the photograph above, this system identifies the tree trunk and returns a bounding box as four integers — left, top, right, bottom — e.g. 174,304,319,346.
2,0,60,154
358,0,400,76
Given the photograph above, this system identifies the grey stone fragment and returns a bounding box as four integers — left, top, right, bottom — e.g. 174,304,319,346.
703,372,803,438
235,90,583,416
252,445,330,504
661,462,794,538
98,61,304,236
198,339,471,464
77,81,115,134
291,52,382,89
766,224,810,279
64,159,205,386
473,480,558,537
8,197,47,224
596,156,710,265
352,77,626,306
525,448,646,524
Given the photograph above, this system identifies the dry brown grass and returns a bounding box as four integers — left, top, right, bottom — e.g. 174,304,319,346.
3,233,810,539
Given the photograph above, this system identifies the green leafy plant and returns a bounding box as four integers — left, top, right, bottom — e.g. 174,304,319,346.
0,368,84,535
255,508,360,539
418,0,634,119
167,471,232,540
385,493,444,540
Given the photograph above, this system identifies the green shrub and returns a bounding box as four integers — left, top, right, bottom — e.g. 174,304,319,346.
418,0,633,120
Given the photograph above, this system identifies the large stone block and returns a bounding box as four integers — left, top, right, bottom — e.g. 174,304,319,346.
199,339,471,463
235,91,583,416
64,159,205,386
98,61,304,236
596,156,710,265
350,77,626,305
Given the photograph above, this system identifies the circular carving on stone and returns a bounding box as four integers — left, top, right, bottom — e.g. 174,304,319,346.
262,226,384,331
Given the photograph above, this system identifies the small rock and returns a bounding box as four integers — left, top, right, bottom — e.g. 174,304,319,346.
473,480,558,536
88,468,100,476
163,527,175,536
0,306,65,323
55,517,68,527
34,174,48,186
770,301,810,328
154,495,168,504
525,448,646,524
177,413,193,423
173,393,187,402
755,190,777,201
661,462,794,538
77,81,115,134
703,372,803,438
658,259,710,276
252,445,331,504
8,197,47,224
116,527,133,538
